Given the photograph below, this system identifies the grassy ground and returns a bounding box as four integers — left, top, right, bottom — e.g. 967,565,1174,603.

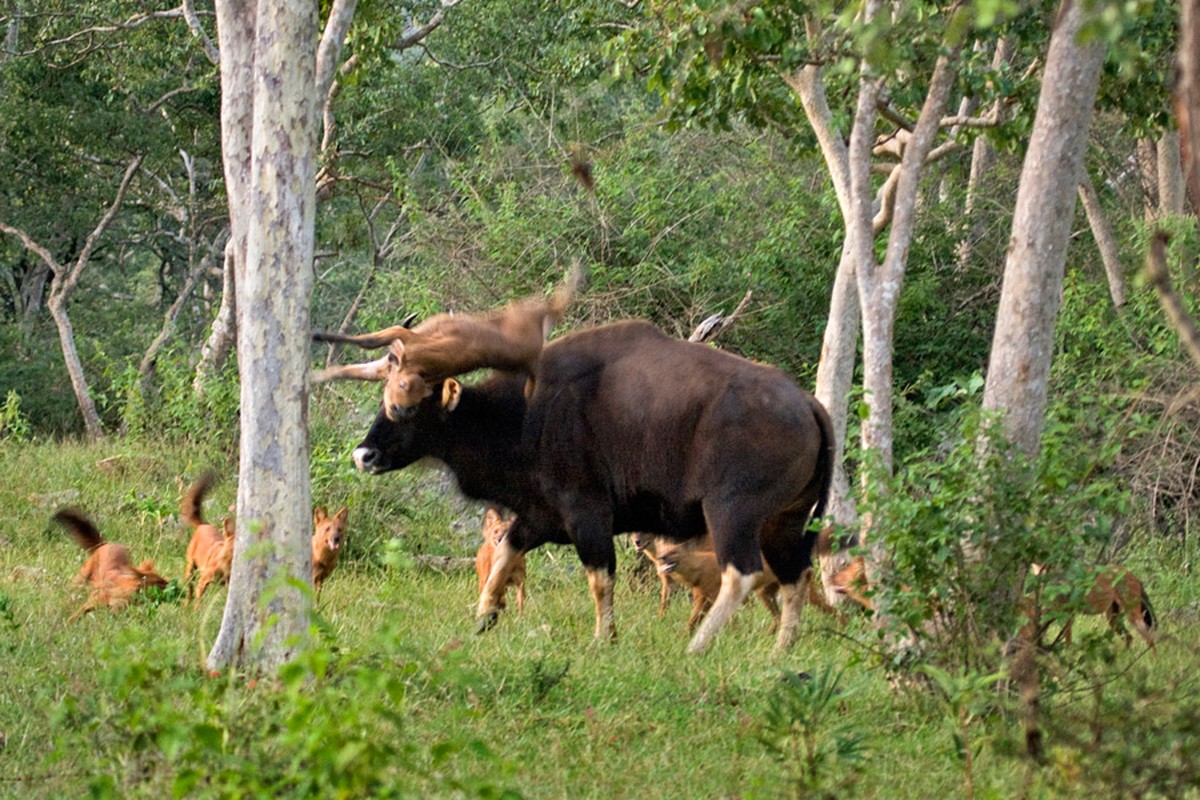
1,437,1198,799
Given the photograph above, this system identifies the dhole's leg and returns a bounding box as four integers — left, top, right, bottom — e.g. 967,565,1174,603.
514,569,526,613
687,565,754,654
687,588,713,633
756,586,782,633
68,598,97,623
194,570,215,608
658,573,672,617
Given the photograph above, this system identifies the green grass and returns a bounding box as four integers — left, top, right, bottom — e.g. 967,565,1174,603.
2,438,1199,798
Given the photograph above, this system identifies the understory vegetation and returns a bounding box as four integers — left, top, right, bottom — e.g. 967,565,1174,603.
4,1,1200,796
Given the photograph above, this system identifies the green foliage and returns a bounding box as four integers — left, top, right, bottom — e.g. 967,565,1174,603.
918,664,1008,799
49,626,523,799
758,666,868,800
861,409,1132,677
0,389,32,442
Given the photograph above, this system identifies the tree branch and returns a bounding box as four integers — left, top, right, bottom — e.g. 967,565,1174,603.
1146,232,1200,370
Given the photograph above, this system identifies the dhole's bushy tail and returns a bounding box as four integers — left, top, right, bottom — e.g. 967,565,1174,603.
54,509,103,552
181,472,217,528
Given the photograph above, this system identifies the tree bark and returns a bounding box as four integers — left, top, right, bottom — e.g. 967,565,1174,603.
981,0,1106,457
1159,130,1186,216
193,237,238,395
0,155,143,440
1077,172,1126,308
955,37,1013,272
207,0,324,674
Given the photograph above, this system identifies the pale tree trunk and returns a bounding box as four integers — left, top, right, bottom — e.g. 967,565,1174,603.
207,0,344,674
859,48,961,474
956,37,1013,272
1180,0,1200,208
978,0,1106,761
981,0,1105,456
193,237,238,395
1137,138,1159,223
0,155,143,440
1159,130,1186,216
1077,172,1126,308
785,57,859,530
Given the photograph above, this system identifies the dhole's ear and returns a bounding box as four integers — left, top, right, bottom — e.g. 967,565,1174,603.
314,507,328,523
484,506,501,525
334,506,348,524
222,518,235,537
441,379,462,411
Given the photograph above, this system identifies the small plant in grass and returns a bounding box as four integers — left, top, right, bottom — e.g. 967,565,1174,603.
0,389,31,442
757,666,867,800
919,664,1008,800
525,656,571,705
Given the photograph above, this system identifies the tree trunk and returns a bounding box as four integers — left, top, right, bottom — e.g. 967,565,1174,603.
785,57,860,528
1077,172,1126,308
46,290,104,439
1159,130,1186,216
981,0,1106,456
859,47,961,474
193,237,238,395
956,38,1013,272
207,0,323,674
1137,138,1159,223
0,155,142,440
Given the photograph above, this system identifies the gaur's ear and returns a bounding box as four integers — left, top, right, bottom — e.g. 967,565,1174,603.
441,379,462,411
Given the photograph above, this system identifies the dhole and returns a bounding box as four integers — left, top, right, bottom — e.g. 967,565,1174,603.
181,473,236,606
55,508,168,622
1025,564,1156,650
475,506,526,612
634,533,840,632
312,506,349,596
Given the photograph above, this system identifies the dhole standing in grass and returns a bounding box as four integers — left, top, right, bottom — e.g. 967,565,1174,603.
181,473,236,606
475,506,526,612
312,506,349,596
1026,563,1157,650
54,508,168,622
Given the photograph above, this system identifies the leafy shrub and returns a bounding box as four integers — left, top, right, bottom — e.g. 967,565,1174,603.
51,625,524,799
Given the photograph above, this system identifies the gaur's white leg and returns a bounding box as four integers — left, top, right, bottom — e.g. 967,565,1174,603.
687,565,754,654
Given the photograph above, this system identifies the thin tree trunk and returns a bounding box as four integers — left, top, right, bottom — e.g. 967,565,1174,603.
207,0,344,674
956,38,1013,271
981,0,1106,456
0,155,142,440
1159,130,1186,216
1137,138,1159,223
194,237,238,395
1077,172,1126,308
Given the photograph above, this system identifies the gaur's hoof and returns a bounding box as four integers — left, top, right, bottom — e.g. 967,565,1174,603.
475,611,499,634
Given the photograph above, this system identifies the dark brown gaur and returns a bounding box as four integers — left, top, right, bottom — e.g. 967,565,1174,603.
349,319,834,655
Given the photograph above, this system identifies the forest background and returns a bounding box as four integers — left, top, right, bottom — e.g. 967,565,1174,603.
3,0,1200,797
